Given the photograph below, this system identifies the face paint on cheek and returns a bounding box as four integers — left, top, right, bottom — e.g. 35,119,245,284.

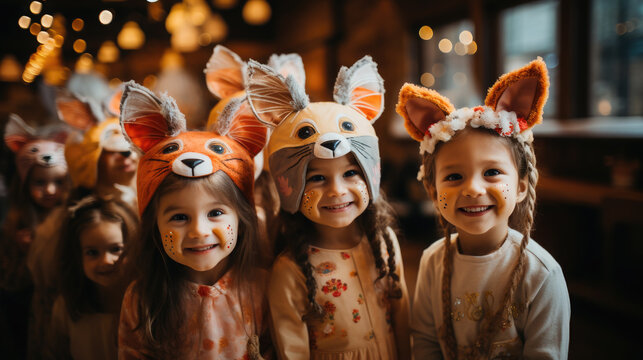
300,190,322,218
353,181,370,209
490,183,510,213
213,224,236,250
163,231,177,256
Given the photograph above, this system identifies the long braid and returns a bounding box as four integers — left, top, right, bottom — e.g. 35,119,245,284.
362,204,388,281
438,216,458,360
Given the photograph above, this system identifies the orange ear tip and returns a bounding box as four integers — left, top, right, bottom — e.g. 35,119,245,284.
396,83,455,142
486,58,550,131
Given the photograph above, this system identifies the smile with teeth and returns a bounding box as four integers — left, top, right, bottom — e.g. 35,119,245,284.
323,202,352,210
186,244,218,252
460,206,492,213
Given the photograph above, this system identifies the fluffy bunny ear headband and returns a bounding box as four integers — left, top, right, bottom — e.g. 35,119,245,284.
396,57,549,155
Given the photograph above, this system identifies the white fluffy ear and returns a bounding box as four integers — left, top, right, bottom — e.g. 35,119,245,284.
4,114,35,152
119,81,186,153
268,53,306,89
333,56,385,122
246,59,309,128
204,45,246,99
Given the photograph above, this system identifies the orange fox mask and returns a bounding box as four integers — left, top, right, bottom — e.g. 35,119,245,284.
119,82,266,215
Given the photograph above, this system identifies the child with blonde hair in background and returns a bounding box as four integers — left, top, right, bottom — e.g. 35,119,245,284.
396,59,570,359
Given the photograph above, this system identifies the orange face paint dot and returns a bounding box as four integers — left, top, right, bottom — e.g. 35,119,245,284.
203,338,214,350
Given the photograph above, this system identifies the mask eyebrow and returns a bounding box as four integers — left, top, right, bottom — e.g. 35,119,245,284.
289,118,318,137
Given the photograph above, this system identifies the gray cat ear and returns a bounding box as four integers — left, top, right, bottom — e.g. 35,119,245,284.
268,53,306,89
333,56,385,123
204,45,246,99
4,114,35,152
246,59,309,128
119,81,186,153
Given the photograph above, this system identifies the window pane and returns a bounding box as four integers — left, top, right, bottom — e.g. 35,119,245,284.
591,0,643,116
419,20,481,108
501,0,559,117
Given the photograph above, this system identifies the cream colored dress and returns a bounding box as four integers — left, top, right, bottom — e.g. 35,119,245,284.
119,269,268,359
268,229,410,360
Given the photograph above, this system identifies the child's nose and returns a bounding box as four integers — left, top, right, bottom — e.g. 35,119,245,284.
462,177,486,197
327,177,348,197
45,183,57,195
189,217,211,239
101,252,119,265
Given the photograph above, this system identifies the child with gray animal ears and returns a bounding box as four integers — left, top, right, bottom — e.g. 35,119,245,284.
246,56,411,359
396,58,570,359
117,82,271,359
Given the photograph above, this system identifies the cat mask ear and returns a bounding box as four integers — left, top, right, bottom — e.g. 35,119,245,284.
396,83,455,142
119,81,186,154
334,55,385,122
4,114,36,153
268,53,306,89
56,93,98,131
204,45,246,99
246,59,309,128
210,97,267,158
485,57,549,132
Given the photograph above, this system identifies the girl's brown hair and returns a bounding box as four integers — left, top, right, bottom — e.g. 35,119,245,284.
422,126,538,360
275,190,402,317
56,197,139,321
128,172,260,358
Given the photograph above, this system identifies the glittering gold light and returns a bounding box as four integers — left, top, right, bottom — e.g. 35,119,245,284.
54,34,64,47
99,10,113,25
203,13,227,43
242,0,271,25
117,21,145,49
438,39,452,53
73,39,86,53
0,55,23,82
467,41,478,55
419,26,433,40
166,3,187,33
30,23,41,36
143,74,157,88
72,18,84,32
598,99,612,115
75,53,94,73
214,0,237,9
420,73,435,87
19,16,31,29
36,31,50,44
459,30,473,45
30,1,42,15
41,14,53,28
454,42,467,56
171,23,199,52
98,41,119,63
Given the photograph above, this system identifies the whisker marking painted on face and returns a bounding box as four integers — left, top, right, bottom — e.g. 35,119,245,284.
286,153,311,172
148,158,170,163
223,158,243,162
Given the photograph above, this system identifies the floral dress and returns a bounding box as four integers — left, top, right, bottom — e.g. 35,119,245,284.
119,269,268,359
268,229,410,360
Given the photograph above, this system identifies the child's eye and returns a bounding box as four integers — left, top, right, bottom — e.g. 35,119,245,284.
343,169,360,177
444,173,462,181
208,209,223,217
84,249,99,257
170,213,188,222
110,245,124,254
307,174,325,182
484,169,501,176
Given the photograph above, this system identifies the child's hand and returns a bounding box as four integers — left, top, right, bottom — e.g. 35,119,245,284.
15,229,33,251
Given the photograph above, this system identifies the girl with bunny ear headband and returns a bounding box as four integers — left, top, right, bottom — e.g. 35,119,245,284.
248,56,411,359
397,58,570,360
117,81,271,360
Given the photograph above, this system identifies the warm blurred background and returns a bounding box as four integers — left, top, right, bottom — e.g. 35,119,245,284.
1,0,641,358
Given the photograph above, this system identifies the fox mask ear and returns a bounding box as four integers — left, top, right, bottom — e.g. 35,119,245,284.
209,97,267,158
333,56,385,122
4,114,36,153
268,53,306,89
246,59,309,128
395,83,455,142
485,58,549,131
204,45,246,99
119,81,186,154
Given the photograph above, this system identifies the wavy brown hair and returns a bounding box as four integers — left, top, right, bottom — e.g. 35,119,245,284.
421,126,537,360
274,190,402,317
127,172,261,358
56,197,139,321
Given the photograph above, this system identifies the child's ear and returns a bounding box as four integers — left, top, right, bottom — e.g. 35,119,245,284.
210,97,267,157
204,45,246,99
333,55,385,122
396,83,454,142
4,114,35,152
119,81,186,154
516,175,529,203
485,58,549,132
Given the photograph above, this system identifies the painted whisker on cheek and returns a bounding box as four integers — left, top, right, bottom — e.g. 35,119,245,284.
163,231,176,255
438,192,448,210
301,190,317,217
356,182,369,207
490,183,510,212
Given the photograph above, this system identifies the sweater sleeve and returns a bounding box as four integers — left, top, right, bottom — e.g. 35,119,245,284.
267,254,311,360
45,296,71,360
411,248,444,359
522,264,571,360
387,228,412,359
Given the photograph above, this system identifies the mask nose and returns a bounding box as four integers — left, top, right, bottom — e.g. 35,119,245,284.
181,158,204,169
321,140,341,151
42,155,52,163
